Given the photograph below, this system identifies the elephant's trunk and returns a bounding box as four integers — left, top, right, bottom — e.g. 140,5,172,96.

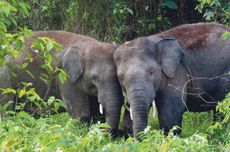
129,88,149,139
105,92,122,128
99,79,123,137
126,78,156,139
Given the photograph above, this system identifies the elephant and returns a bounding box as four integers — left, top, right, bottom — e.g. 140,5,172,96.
0,31,124,136
113,23,230,138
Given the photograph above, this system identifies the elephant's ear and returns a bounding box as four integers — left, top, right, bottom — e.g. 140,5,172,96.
62,45,84,83
156,38,184,78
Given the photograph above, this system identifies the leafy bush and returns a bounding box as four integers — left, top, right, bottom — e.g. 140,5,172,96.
0,112,88,151
0,1,67,117
1,92,229,151
207,95,230,150
24,0,202,43
0,106,229,152
196,0,230,25
0,1,31,66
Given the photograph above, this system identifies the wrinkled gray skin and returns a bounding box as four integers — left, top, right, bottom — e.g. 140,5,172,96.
0,31,123,135
114,23,230,138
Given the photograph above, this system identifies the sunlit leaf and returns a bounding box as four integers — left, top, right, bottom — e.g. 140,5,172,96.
58,69,68,84
46,41,53,52
18,89,27,98
2,7,10,17
126,8,133,15
221,31,230,41
0,88,16,95
26,70,35,79
48,96,55,105
2,101,14,110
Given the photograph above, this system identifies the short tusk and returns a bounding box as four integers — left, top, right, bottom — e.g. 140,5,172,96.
99,104,103,114
130,107,133,120
152,100,156,118
32,49,39,54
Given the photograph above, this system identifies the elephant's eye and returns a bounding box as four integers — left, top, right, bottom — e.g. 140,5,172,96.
118,73,124,80
149,68,154,75
92,75,98,82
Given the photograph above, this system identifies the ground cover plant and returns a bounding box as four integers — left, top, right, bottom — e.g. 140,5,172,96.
0,102,229,151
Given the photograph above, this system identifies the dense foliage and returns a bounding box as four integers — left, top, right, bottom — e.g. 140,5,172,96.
0,105,229,151
196,0,230,25
14,0,204,42
0,0,229,151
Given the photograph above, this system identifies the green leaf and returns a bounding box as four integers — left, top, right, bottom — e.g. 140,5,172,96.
53,42,63,52
0,88,16,95
44,53,53,64
2,101,14,111
28,96,37,102
46,41,53,52
39,74,49,84
48,96,55,105
15,36,24,50
58,69,68,84
6,110,16,115
41,64,53,72
15,103,26,111
11,50,19,58
203,10,214,20
21,82,33,87
162,0,178,9
21,62,28,69
221,31,230,41
32,100,42,110
2,7,10,17
31,43,44,52
26,70,35,79
126,8,133,15
18,89,27,98
206,0,211,4
53,100,65,112
19,2,30,17
0,21,7,31
145,5,149,11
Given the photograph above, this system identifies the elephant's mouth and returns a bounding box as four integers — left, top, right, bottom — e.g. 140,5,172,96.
88,84,98,96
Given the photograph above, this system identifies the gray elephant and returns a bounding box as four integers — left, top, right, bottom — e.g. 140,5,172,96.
113,23,230,138
0,31,124,136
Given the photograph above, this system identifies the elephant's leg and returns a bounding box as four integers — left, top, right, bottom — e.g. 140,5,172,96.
0,66,15,110
60,80,91,122
157,100,184,135
123,106,133,136
156,90,186,135
211,70,230,121
88,95,105,123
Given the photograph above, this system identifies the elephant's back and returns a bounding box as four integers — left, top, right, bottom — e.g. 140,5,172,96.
9,31,98,65
156,22,230,50
29,31,97,49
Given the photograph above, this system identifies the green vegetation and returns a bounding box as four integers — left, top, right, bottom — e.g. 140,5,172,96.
0,0,229,151
196,0,230,25
0,102,229,151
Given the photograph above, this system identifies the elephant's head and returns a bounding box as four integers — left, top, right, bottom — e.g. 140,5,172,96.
113,37,184,138
62,42,124,133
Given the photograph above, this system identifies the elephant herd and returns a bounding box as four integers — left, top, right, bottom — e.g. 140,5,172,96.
0,23,229,139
